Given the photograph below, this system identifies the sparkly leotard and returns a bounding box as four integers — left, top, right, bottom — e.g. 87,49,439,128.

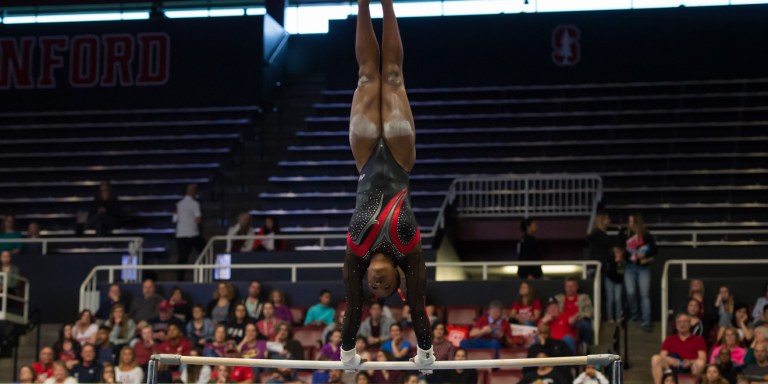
341,138,432,352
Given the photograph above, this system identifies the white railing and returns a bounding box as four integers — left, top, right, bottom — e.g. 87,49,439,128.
0,271,30,325
660,259,768,340
0,237,144,259
80,260,602,345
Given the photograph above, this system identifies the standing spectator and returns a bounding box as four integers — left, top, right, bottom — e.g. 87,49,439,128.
43,361,77,384
304,289,335,326
32,347,55,382
159,323,193,356
71,344,103,383
380,324,411,361
208,282,236,325
742,343,768,381
517,217,543,279
715,286,736,328
133,326,158,366
180,349,211,384
651,313,707,384
510,281,542,326
573,365,610,384
519,351,571,383
187,305,214,348
116,346,144,383
370,351,401,384
257,302,280,340
0,214,23,255
623,212,657,333
95,326,117,365
358,301,394,348
320,329,343,361
270,289,293,324
710,327,748,366
701,364,730,384
129,278,163,323
73,309,98,345
175,183,205,281
18,365,36,384
686,298,707,338
0,250,20,294
227,212,256,252
149,300,186,342
169,287,192,322
587,214,612,263
461,300,513,356
226,303,254,344
84,181,123,236
53,324,80,366
604,244,626,323
106,304,136,347
270,323,304,360
753,284,768,323
96,284,129,321
253,216,286,252
539,298,578,354
244,280,264,320
101,362,116,384
442,349,477,384
203,325,235,358
555,277,595,347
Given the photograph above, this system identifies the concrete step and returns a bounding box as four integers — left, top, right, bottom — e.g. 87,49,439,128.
0,323,61,382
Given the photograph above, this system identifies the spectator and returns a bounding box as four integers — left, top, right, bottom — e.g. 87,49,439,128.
711,327,748,366
555,277,595,347
690,279,707,307
354,336,372,363
683,298,707,338
257,302,281,340
180,349,211,384
18,365,36,384
729,304,755,345
510,281,542,326
753,284,768,323
133,326,158,366
662,372,679,384
0,214,23,255
129,278,163,323
587,213,612,263
101,362,116,384
175,183,205,281
651,313,707,384
169,287,192,322
226,303,254,344
71,344,103,383
322,307,345,343
304,289,335,326
211,365,231,384
265,367,301,383
95,326,117,365
32,347,55,382
573,364,610,384
755,305,768,328
539,298,578,355
84,181,123,236
270,322,304,360
72,310,98,345
52,324,80,367
159,323,193,356
517,217,542,279
208,282,236,325
106,303,136,346
701,364,730,384
358,301,394,347
743,343,768,382
227,212,255,252
461,300,513,355
149,300,185,342
204,324,236,358
0,250,20,294
187,304,214,347
221,347,256,383
96,284,129,320
715,347,743,384
370,350,401,384
622,212,657,333
253,216,286,252
715,286,736,328
604,244,626,323
270,289,293,324
116,346,144,383
43,361,77,384
401,372,419,384
244,280,264,320
238,323,267,359
520,351,570,383
400,303,439,329
356,372,371,384
442,348,477,384
320,329,343,361
431,323,455,362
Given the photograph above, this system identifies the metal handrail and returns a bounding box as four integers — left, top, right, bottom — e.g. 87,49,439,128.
0,272,30,325
0,237,144,257
610,229,768,248
660,259,768,340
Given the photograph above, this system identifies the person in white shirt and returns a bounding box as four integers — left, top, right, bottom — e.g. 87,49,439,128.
226,212,255,252
116,346,144,384
573,365,610,384
174,184,205,281
43,361,77,384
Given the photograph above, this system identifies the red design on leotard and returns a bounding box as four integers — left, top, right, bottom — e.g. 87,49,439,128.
347,188,419,257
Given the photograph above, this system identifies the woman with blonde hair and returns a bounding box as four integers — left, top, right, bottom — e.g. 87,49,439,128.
622,212,657,332
709,327,747,366
115,346,143,383
42,361,76,384
207,282,236,325
106,303,135,346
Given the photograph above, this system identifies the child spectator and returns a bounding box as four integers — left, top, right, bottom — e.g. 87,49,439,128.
101,362,116,384
604,244,626,323
510,281,542,326
573,365,609,384
354,336,372,363
304,289,335,326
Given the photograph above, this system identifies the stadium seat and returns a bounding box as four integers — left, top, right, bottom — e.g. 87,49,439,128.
447,306,480,325
290,306,307,326
466,348,496,362
293,326,324,349
488,370,522,384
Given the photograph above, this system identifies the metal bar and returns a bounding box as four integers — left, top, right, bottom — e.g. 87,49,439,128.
146,356,160,384
612,359,623,384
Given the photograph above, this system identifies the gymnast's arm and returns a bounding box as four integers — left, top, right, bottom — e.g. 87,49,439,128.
400,251,433,351
341,252,367,351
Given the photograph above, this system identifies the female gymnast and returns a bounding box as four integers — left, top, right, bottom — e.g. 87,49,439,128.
341,0,434,371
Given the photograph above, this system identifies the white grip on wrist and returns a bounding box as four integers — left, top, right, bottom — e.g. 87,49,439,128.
341,348,361,369
413,346,435,367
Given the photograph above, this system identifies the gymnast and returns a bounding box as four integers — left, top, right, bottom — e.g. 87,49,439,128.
341,0,433,371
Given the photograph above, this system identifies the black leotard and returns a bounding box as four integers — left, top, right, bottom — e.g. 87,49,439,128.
341,138,431,351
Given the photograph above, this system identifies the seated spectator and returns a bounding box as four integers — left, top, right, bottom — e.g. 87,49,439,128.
510,281,542,326
432,323,455,361
539,297,577,354
270,322,304,360
265,367,301,383
107,303,136,347
442,348,477,384
701,364,730,384
715,347,743,384
96,284,129,321
735,374,750,384
304,289,335,326
401,372,419,384
226,303,254,344
210,365,235,384
685,298,707,338
355,372,371,384
216,348,255,383
116,346,144,383
18,365,35,384
32,347,55,382
520,351,570,383
753,284,768,324
227,212,256,252
52,324,81,368
208,282,237,325
133,326,158,366
399,303,439,329
73,309,98,345
149,300,185,342
270,289,293,324
43,361,77,384
0,250,20,294
169,287,192,322
204,324,236,358
180,349,211,384
0,214,23,255
238,323,268,359
662,372,679,384
573,364,610,384
517,217,543,279
651,313,707,384
187,304,214,348
711,327,748,366
555,277,594,347
244,280,264,320
714,286,736,328
380,324,411,361
689,279,707,309
253,216,287,252
159,323,193,356
460,300,513,356
82,181,123,236
370,350,401,384
526,323,573,381
755,305,768,328
354,336,371,363
320,329,343,361
95,326,117,365
358,301,394,348
101,362,116,384
742,343,768,382
730,304,755,345
129,278,163,323
71,344,103,383
257,302,281,340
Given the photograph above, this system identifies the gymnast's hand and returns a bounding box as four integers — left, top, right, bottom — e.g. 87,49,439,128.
341,348,363,371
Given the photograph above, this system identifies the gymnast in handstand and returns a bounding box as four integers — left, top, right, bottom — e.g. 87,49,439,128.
341,0,433,370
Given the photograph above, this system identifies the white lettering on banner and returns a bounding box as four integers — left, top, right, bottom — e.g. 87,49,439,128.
0,32,170,89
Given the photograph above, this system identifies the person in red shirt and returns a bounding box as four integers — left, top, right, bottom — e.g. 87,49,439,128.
459,300,513,357
554,277,594,348
510,281,542,326
31,346,55,382
539,297,577,354
210,348,255,383
158,323,193,356
651,313,707,384
133,326,159,366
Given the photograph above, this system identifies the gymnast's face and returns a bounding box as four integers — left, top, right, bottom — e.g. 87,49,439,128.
368,253,397,298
